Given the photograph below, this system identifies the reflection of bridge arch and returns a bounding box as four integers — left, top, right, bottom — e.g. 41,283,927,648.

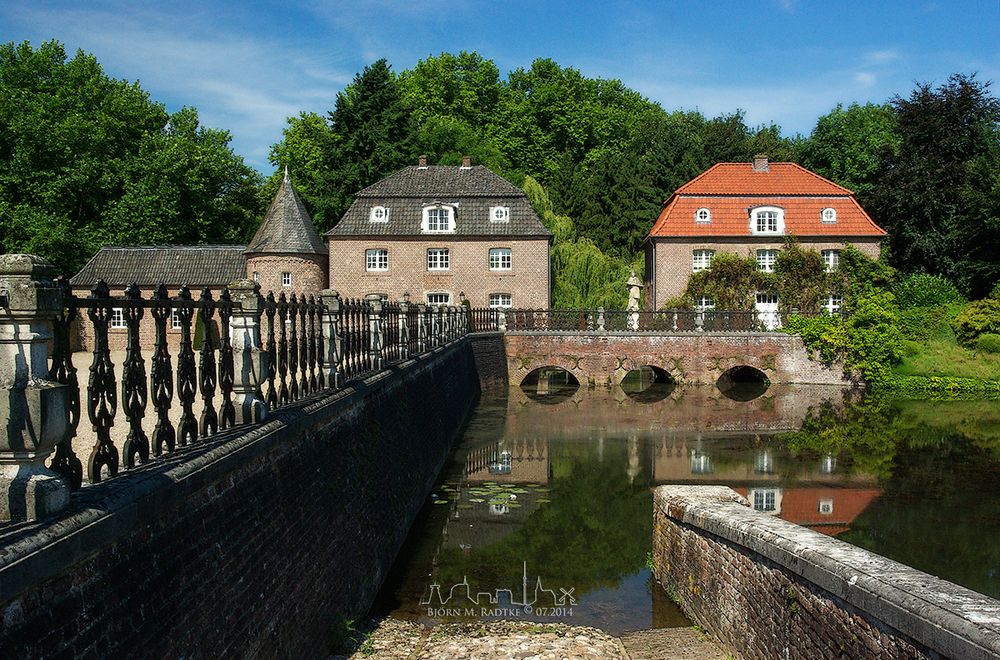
717,366,770,401
620,365,677,403
518,366,580,404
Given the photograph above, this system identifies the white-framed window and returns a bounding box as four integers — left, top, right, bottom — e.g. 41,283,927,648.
365,248,388,272
369,205,389,223
110,307,126,329
422,205,455,233
750,206,784,235
427,248,450,271
695,207,711,223
488,247,512,271
818,499,834,515
690,450,712,474
822,249,840,272
820,454,836,474
489,293,512,309
755,450,774,474
821,207,837,223
281,272,292,287
252,271,260,283
823,294,843,315
695,295,715,312
750,488,780,513
426,291,451,305
489,206,510,223
692,249,715,272
171,309,182,329
756,249,778,273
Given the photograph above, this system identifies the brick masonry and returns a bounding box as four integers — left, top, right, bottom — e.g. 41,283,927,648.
651,486,1000,660
468,331,509,391
327,237,550,308
246,253,328,298
503,332,849,387
645,237,882,307
0,335,508,659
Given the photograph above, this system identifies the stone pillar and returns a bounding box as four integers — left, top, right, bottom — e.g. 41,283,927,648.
498,309,507,332
398,294,410,360
597,307,606,332
366,294,384,370
0,254,71,522
228,279,268,425
416,303,427,353
320,290,342,389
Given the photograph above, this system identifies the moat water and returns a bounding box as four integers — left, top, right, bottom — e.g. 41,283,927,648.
373,378,1000,635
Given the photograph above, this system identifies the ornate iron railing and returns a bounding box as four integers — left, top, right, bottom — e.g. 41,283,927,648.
44,281,478,489
503,309,828,333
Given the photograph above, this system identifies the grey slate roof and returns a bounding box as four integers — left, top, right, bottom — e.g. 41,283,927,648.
326,165,552,238
246,171,328,255
70,245,247,287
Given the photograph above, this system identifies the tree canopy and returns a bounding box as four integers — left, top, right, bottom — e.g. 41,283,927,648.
0,40,262,275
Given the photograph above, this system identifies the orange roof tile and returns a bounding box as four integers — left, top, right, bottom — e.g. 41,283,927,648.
648,162,887,238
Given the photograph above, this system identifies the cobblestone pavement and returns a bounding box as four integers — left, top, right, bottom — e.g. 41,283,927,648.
332,618,728,660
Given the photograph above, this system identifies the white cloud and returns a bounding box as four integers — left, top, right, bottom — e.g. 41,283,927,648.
866,49,901,64
853,72,877,87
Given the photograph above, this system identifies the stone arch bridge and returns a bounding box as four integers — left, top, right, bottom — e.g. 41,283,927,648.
503,331,849,387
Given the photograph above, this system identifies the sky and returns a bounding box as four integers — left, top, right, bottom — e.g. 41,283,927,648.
2,0,999,172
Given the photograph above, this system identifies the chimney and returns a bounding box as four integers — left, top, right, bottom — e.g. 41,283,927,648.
460,155,472,168
418,154,428,167
752,154,769,172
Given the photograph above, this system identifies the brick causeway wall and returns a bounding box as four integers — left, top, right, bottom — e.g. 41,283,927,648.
0,336,506,659
652,486,1000,660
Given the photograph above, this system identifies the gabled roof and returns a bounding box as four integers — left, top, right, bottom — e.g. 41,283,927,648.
70,246,247,287
676,162,854,196
246,170,327,255
648,161,886,239
327,164,551,238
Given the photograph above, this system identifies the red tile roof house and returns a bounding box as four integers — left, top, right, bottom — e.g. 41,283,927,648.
643,155,887,315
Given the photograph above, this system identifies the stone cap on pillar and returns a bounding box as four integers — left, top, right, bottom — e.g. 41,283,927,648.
0,254,61,317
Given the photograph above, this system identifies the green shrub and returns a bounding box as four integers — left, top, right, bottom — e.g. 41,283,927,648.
951,298,1000,346
774,239,828,312
686,252,774,310
893,273,964,309
881,375,1000,399
991,281,1000,300
897,304,961,342
977,333,1000,354
900,339,922,357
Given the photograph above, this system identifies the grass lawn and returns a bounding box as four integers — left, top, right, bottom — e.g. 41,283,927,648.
894,337,1000,381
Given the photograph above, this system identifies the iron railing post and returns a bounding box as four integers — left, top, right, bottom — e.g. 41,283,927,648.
366,294,384,370
416,303,428,353
398,295,410,359
319,290,342,389
228,279,268,425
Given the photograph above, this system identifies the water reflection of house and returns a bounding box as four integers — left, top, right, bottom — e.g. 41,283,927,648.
732,486,881,537
464,439,550,484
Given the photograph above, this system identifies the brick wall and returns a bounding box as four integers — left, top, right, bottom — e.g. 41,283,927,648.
246,253,328,297
0,338,503,659
468,331,508,390
652,486,1000,660
503,333,848,387
647,237,882,308
327,237,550,308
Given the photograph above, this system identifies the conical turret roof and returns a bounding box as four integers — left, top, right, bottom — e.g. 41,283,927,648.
246,169,328,255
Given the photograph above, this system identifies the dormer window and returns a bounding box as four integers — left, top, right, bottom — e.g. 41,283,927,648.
821,207,837,223
695,208,711,223
369,206,389,223
422,205,456,233
490,206,510,223
750,206,784,235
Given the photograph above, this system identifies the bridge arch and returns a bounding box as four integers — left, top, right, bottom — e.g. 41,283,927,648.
519,366,580,404
716,366,770,401
620,365,677,403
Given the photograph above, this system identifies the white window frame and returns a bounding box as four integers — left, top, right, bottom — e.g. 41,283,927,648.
690,450,712,474
365,248,388,272
488,247,512,271
489,206,510,223
692,249,715,272
427,248,450,271
695,295,715,312
822,249,840,272
421,205,456,233
369,205,389,223
821,207,837,223
426,291,451,306
818,499,834,515
695,207,711,223
110,307,126,329
252,271,260,283
823,294,843,315
171,309,183,329
488,293,512,309
749,488,781,513
281,271,292,287
756,249,778,273
750,206,785,235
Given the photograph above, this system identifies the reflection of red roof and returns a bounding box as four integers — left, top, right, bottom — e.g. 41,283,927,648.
648,162,887,238
734,487,881,537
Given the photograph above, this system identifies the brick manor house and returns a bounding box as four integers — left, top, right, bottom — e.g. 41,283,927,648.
643,155,887,316
325,155,552,309
71,158,550,349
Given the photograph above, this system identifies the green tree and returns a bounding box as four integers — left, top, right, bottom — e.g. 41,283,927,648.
867,74,1000,297
398,51,502,129
267,111,336,228
0,40,261,274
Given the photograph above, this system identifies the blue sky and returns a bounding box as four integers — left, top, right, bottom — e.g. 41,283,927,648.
3,1,999,172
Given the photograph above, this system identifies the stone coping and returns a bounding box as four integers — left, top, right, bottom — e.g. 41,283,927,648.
654,485,1000,660
0,339,467,603
504,331,794,337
